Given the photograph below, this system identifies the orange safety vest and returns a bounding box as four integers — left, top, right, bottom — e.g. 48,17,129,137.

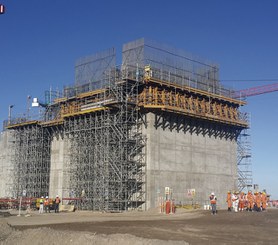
226,193,232,207
247,193,254,206
261,194,267,209
55,197,61,204
255,194,261,207
210,195,217,204
44,199,49,206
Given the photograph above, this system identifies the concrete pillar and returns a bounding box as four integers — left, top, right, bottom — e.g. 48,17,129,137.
49,136,66,199
0,130,14,197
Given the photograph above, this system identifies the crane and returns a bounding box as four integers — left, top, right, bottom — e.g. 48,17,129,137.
232,82,278,99
232,82,278,192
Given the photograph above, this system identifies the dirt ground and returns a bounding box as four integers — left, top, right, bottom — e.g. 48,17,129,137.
1,208,278,245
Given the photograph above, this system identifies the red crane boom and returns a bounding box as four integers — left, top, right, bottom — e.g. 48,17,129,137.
232,83,278,99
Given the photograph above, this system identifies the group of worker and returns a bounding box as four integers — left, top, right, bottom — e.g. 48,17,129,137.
209,190,269,215
38,195,61,214
226,190,269,212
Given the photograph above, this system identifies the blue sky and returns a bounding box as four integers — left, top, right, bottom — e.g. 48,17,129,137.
1,1,277,198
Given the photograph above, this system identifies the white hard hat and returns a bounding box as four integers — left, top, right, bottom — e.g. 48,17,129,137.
46,196,48,198
56,195,59,197
211,192,215,195
41,196,44,198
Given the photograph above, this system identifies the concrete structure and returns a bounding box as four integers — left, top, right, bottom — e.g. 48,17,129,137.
144,113,237,209
2,39,248,211
0,130,14,198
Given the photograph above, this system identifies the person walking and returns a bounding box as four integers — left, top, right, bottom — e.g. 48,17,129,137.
209,192,217,215
54,195,61,213
39,196,44,214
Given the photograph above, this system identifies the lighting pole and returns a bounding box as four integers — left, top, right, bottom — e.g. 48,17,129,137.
8,105,14,125
27,95,31,119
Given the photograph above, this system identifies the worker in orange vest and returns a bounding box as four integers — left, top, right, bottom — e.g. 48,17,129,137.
238,192,246,211
226,191,232,211
246,190,254,211
261,192,267,211
254,192,262,212
44,196,50,213
209,192,217,215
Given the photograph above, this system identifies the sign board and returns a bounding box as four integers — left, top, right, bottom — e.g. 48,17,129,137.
187,189,196,198
165,187,170,195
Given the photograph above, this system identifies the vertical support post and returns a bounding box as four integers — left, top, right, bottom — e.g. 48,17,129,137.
8,105,14,125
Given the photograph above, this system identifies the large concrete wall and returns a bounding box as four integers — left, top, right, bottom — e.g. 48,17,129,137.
144,113,238,209
0,130,14,197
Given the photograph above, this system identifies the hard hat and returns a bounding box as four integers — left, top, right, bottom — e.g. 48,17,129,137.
211,192,215,195
56,195,59,197
227,191,231,193
41,196,44,198
46,196,48,198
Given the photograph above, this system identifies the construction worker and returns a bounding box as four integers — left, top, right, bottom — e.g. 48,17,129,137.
209,192,217,215
246,190,254,211
226,191,232,211
39,196,44,214
44,196,50,213
261,192,267,211
54,195,61,213
238,192,246,211
254,192,261,212
232,191,239,212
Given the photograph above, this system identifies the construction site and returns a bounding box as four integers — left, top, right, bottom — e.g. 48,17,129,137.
0,38,252,211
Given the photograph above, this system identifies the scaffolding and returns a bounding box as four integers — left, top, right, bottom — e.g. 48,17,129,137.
62,76,146,211
10,123,51,198
6,38,248,211
237,114,253,191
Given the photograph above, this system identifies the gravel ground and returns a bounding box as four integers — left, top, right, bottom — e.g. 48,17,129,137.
1,208,278,245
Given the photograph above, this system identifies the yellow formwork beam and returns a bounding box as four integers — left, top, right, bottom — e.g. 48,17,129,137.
5,120,39,129
138,86,248,128
62,106,108,118
146,77,246,106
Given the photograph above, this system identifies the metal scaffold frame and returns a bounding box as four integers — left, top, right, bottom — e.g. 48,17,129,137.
237,114,253,191
10,123,51,198
62,69,146,211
